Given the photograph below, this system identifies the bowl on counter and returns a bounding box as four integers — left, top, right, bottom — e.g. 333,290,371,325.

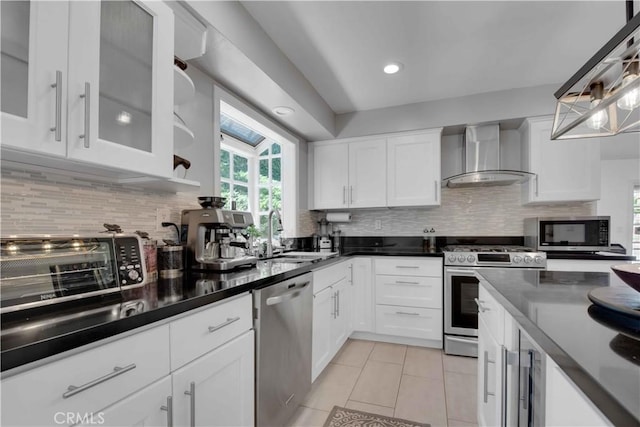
611,264,640,292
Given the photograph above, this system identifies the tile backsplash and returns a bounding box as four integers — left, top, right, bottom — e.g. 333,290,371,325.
1,167,200,241
2,167,594,240
324,185,595,237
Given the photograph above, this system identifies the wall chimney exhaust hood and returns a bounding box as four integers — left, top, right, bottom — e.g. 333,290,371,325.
442,124,534,188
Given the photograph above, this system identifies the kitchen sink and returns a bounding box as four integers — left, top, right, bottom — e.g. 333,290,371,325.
266,251,339,263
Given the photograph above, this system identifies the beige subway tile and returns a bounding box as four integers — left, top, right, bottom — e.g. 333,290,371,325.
333,339,375,368
443,354,477,375
349,360,403,407
403,346,444,380
394,374,448,426
303,363,361,412
369,342,407,364
445,371,478,423
287,406,330,427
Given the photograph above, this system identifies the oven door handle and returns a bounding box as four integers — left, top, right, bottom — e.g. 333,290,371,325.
445,268,478,275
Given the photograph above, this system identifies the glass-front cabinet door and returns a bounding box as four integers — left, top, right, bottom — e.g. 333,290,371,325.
1,1,69,156
67,0,173,178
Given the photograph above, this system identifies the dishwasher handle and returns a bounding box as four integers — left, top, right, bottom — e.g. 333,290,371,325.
266,282,310,306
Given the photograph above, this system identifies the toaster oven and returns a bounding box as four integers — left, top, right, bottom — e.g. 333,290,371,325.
0,234,146,313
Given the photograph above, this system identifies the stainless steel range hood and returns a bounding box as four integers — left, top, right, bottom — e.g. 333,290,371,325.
442,124,534,188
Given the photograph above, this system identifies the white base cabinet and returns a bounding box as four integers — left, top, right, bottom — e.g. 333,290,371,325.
351,257,373,333
78,376,172,427
312,260,352,381
1,293,254,427
172,330,254,427
545,356,612,427
373,257,443,343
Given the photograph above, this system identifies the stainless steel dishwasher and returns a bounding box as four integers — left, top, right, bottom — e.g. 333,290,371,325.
253,273,313,427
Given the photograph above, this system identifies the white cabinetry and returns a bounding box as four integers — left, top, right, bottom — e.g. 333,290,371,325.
171,331,254,427
169,293,254,427
1,0,174,178
312,139,386,209
477,283,508,427
520,117,601,204
0,293,254,427
1,325,171,427
312,260,352,381
310,129,443,209
351,257,373,333
387,129,442,207
374,258,443,342
545,356,612,427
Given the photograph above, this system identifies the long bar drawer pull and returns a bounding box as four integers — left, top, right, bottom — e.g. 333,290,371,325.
483,351,495,403
396,265,419,269
208,316,240,333
474,298,489,312
79,82,90,148
160,396,173,427
184,381,196,427
394,281,420,285
62,363,136,398
396,311,420,316
50,70,62,141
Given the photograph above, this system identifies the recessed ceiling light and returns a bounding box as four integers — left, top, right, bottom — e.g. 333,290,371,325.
383,62,403,74
272,106,295,116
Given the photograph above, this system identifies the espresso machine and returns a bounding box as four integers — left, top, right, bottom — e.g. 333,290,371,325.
182,208,258,271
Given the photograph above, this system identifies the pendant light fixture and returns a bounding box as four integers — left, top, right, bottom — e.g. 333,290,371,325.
551,1,640,140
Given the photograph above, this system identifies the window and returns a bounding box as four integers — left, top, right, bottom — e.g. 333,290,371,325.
220,112,265,146
258,143,282,236
220,138,284,240
220,149,250,211
633,186,640,260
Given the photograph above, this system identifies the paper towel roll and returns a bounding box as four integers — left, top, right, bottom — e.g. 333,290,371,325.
326,212,352,222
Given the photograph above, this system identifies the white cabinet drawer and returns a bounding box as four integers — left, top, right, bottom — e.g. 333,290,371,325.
375,305,442,340
375,275,442,309
1,325,170,427
313,261,349,294
478,284,505,344
170,293,252,369
375,258,442,277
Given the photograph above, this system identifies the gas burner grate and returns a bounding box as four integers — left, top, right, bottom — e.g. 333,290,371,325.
444,245,535,253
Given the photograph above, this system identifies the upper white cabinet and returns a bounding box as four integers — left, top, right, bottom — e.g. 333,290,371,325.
312,138,386,209
520,117,601,204
310,129,442,210
387,129,442,207
1,0,174,178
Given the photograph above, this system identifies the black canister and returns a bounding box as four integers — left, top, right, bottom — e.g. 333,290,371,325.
158,245,183,278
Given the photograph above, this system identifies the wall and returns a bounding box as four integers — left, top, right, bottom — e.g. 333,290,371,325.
335,85,558,139
327,185,595,237
597,159,640,252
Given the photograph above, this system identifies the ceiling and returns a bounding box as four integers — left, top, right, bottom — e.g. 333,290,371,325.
241,1,628,114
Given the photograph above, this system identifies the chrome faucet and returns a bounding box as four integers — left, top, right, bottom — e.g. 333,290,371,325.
266,209,283,258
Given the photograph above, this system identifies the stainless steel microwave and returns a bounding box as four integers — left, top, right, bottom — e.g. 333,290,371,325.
524,216,610,252
0,234,147,313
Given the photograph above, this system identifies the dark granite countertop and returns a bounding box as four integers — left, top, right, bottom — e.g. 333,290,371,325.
0,256,345,373
477,269,640,427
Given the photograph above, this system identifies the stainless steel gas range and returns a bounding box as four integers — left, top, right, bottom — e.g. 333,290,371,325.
443,245,546,357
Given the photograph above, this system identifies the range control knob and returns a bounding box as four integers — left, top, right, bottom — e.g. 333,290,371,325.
467,255,476,263
127,269,140,281
534,256,544,264
524,256,533,264
513,256,523,263
457,255,466,263
448,255,457,263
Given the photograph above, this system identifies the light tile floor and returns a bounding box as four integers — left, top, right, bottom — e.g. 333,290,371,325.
289,339,478,427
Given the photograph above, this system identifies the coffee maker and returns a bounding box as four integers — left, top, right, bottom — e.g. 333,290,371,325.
182,208,258,271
